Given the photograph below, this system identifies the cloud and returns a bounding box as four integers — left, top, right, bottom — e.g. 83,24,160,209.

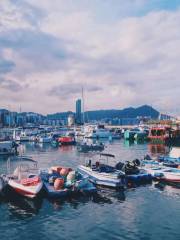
0,59,15,73
48,83,102,99
0,0,180,114
0,78,23,91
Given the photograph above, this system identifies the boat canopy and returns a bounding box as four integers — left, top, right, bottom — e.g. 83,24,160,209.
0,141,13,150
100,153,115,158
169,147,180,158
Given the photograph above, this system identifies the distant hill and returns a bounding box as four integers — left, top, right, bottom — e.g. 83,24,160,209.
0,105,159,121
84,105,159,121
47,105,159,120
47,111,74,120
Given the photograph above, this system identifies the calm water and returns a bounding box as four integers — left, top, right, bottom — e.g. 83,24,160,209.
0,140,180,240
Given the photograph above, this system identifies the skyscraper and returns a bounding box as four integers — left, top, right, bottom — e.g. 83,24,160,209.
76,99,82,124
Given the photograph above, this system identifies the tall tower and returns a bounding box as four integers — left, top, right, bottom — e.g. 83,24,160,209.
76,99,82,124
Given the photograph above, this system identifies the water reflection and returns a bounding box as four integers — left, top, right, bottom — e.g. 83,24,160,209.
1,190,43,219
1,141,180,240
148,144,170,156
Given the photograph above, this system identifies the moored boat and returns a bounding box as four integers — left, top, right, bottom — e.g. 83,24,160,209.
148,126,180,145
40,166,96,198
155,168,180,184
77,153,126,189
0,141,18,156
77,142,105,152
8,162,43,198
58,136,76,145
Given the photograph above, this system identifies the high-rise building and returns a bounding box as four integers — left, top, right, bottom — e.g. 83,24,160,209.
76,99,82,124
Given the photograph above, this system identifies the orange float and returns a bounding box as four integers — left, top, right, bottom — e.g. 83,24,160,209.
54,178,64,190
60,168,71,176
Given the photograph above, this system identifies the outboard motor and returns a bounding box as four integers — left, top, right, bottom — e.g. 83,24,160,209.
144,154,152,160
124,161,140,175
132,159,141,166
87,159,92,167
115,162,124,170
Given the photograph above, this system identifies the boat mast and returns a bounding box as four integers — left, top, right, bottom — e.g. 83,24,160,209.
82,86,85,125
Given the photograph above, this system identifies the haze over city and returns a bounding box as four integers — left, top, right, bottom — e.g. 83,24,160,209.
0,0,180,114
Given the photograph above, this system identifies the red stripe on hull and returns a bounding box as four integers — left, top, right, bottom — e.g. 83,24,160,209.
14,187,36,198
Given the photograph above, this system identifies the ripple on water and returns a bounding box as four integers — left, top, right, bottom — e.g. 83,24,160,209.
1,141,180,240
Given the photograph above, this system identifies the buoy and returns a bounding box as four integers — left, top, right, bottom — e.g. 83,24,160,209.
51,166,62,173
67,171,76,181
60,168,71,176
54,178,64,190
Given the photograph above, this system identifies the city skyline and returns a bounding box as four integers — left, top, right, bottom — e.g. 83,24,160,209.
0,1,180,115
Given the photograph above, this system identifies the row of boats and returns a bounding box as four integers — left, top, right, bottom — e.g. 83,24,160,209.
1,147,180,200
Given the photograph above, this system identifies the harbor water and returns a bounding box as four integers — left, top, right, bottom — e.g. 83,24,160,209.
0,140,180,240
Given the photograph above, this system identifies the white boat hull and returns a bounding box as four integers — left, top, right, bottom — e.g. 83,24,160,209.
8,179,43,198
78,165,125,188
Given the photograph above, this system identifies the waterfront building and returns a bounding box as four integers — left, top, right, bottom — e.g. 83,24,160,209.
68,114,75,127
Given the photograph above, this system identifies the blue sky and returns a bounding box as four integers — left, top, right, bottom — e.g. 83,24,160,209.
0,0,180,114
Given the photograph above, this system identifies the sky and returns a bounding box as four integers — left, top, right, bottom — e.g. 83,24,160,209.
0,0,180,114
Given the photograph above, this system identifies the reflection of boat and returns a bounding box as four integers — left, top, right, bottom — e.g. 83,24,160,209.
8,162,43,198
148,144,170,156
77,153,126,189
4,194,43,217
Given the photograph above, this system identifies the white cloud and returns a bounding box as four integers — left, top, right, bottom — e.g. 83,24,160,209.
0,0,180,114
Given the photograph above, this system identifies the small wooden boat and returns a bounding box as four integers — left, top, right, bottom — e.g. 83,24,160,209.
8,162,43,198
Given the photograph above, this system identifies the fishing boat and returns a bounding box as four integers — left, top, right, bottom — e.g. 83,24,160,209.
159,147,180,162
40,166,96,198
85,125,112,139
148,126,180,145
77,142,105,152
14,130,30,142
124,128,148,141
110,129,122,140
0,141,18,156
155,168,180,183
38,135,52,143
142,155,180,169
8,161,43,198
143,166,167,178
77,153,126,189
58,136,76,145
